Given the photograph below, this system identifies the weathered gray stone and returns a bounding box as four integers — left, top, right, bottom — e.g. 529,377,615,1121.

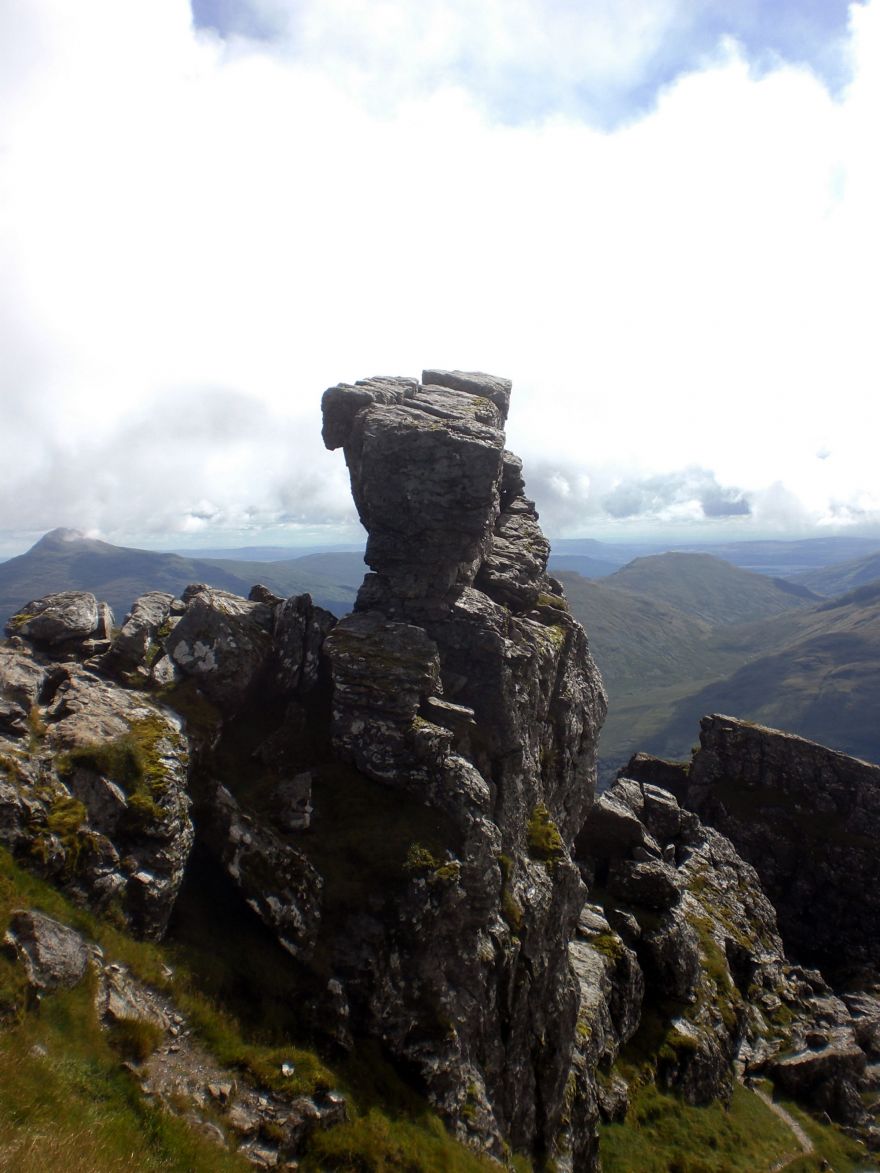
5,909,91,990
769,1042,867,1124
575,789,660,863
273,773,314,832
6,591,101,647
270,593,336,695
27,665,195,938
165,587,274,712
607,858,681,910
597,1074,629,1123
0,647,45,736
321,370,607,1168
322,375,507,618
619,752,692,804
206,785,323,962
103,591,175,677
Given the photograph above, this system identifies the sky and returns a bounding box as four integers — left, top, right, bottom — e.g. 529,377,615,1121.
1,0,878,557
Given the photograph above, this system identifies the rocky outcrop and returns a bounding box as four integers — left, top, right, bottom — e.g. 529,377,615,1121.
622,731,880,1149
101,590,179,684
572,773,880,1150
204,784,323,963
321,370,607,1167
8,374,880,1168
0,653,193,938
6,591,114,658
3,907,347,1168
685,714,880,974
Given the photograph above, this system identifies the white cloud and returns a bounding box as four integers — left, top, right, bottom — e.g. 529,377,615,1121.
0,0,878,554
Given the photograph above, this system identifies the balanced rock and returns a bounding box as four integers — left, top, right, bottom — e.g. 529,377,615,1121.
322,370,607,1168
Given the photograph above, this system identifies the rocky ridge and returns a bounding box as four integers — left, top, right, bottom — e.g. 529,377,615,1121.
320,371,607,1165
1,371,879,1169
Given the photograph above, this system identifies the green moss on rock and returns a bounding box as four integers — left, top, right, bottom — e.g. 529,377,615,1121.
527,804,565,863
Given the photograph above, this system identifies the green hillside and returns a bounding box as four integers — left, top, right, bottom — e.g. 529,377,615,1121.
790,549,880,597
602,552,818,626
0,531,358,625
641,584,880,764
560,558,880,779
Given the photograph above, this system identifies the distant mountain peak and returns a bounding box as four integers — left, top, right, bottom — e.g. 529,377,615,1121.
32,527,87,549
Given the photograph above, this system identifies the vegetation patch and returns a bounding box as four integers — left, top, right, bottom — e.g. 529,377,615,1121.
527,804,565,863
0,963,247,1171
600,1082,801,1172
57,715,184,832
404,844,460,885
106,1015,165,1064
0,848,500,1171
497,853,524,933
588,931,625,963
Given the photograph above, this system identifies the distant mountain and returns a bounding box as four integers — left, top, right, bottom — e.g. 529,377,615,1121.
789,548,880,597
559,553,877,780
600,552,819,626
170,544,364,563
556,573,722,689
548,534,880,578
0,530,359,624
643,584,880,767
546,553,619,578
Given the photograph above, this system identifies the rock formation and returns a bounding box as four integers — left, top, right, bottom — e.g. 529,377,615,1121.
321,371,607,1166
1,612,193,938
685,714,880,976
625,716,880,976
4,374,880,1168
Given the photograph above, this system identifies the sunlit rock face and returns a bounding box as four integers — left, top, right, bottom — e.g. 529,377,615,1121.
323,370,607,1168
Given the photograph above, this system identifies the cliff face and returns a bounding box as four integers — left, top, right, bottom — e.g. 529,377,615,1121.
321,371,607,1164
686,714,880,975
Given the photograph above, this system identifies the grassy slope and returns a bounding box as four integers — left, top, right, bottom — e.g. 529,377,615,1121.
791,549,880,597
599,1082,870,1173
0,848,499,1172
601,552,817,626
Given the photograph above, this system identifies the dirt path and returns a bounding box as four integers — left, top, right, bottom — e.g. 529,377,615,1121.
746,1082,815,1171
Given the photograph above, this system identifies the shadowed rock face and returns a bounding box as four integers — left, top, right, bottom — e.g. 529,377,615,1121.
322,371,607,1168
686,714,880,975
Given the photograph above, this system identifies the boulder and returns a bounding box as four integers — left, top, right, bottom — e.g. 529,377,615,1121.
205,785,323,962
4,909,92,991
102,591,175,677
6,591,100,646
164,586,274,713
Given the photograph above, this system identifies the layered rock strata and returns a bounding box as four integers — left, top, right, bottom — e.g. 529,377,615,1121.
322,371,607,1166
653,714,880,975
